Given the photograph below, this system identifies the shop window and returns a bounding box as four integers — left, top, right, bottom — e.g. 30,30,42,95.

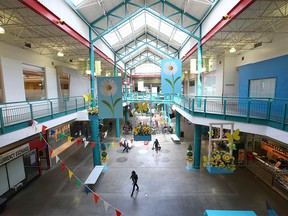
23,65,46,100
249,78,275,98
202,72,216,96
23,149,40,183
58,73,70,98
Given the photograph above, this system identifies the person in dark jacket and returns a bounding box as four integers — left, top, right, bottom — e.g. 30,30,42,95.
130,170,139,196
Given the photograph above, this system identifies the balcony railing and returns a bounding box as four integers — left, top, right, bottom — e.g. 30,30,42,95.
0,94,287,135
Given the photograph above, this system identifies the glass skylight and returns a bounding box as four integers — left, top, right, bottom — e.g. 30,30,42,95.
146,13,159,30
132,12,145,31
135,63,160,74
70,0,85,6
172,30,188,44
118,22,132,39
160,22,173,37
103,31,119,46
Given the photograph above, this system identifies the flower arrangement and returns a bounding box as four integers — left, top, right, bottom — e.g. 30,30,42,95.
88,107,99,115
132,123,151,136
186,144,193,162
209,150,235,171
101,145,108,163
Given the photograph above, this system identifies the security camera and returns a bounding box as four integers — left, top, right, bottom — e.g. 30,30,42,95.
58,19,65,25
222,15,230,20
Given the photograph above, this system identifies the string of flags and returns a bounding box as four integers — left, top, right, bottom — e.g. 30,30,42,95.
31,120,124,216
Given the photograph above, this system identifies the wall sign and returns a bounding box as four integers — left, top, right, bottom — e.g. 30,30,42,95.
0,144,30,166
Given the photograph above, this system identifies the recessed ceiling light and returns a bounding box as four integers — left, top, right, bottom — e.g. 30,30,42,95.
57,51,64,57
229,47,236,53
0,26,5,34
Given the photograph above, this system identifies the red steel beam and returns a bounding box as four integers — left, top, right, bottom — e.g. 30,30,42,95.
182,0,256,62
132,74,161,78
20,0,115,66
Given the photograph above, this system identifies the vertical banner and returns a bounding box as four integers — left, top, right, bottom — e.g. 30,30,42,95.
161,59,182,94
97,76,123,118
95,61,101,76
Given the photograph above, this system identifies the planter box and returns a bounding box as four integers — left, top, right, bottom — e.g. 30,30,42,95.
88,115,99,120
133,135,152,141
206,164,234,174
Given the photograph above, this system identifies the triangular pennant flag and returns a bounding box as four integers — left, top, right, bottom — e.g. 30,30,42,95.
59,133,65,139
49,148,53,157
35,126,38,132
56,155,60,163
61,162,65,171
85,186,90,195
44,142,48,148
119,142,122,147
103,200,110,212
84,141,89,148
93,194,99,204
107,143,110,148
77,139,82,145
76,178,81,186
101,143,105,149
113,142,116,148
116,210,122,216
67,136,72,142
50,129,55,135
41,125,47,132
91,142,95,148
39,133,43,141
68,170,73,179
32,120,38,126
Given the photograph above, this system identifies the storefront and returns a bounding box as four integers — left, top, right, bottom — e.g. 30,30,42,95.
0,135,48,198
246,137,288,200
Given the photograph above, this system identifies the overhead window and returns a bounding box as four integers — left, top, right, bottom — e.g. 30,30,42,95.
132,12,145,31
172,30,189,44
249,78,276,98
103,31,119,46
118,22,132,39
146,13,159,30
160,22,173,37
135,63,160,74
70,0,85,6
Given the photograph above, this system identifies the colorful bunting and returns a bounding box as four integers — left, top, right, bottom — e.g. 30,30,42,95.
107,143,110,148
77,139,82,145
49,148,53,157
68,170,73,179
116,210,122,216
76,178,81,186
113,142,116,148
56,155,60,163
61,162,66,171
84,141,89,148
39,133,43,141
85,186,90,195
32,120,38,126
103,200,110,212
101,143,105,149
41,125,47,132
119,142,122,147
67,136,72,142
130,138,133,143
35,126,38,132
91,142,95,148
50,129,55,135
93,194,99,203
59,133,65,139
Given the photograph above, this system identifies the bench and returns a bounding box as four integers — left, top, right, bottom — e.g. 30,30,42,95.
84,165,104,185
204,210,257,216
171,134,181,144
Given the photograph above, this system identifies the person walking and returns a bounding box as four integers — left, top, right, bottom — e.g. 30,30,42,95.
122,139,129,153
130,170,139,197
154,139,161,153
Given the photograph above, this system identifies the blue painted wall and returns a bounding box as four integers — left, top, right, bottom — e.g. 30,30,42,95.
239,54,288,98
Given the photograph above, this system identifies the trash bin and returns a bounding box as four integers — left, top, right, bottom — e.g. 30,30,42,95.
180,131,184,137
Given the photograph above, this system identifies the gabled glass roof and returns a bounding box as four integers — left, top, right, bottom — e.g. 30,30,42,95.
70,0,85,7
103,10,190,56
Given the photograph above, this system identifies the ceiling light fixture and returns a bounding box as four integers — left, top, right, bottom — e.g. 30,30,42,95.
57,51,64,57
0,26,5,34
229,47,236,53
86,70,91,75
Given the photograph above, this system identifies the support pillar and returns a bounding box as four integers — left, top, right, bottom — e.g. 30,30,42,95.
125,106,129,122
193,124,202,169
197,27,202,107
89,28,101,166
114,54,120,138
176,111,180,137
130,76,133,93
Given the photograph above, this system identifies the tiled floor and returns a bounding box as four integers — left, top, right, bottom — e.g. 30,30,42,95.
2,119,288,216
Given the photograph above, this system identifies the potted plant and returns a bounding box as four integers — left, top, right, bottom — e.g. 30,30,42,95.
207,150,235,174
132,123,152,141
186,144,193,169
101,145,108,167
83,94,99,120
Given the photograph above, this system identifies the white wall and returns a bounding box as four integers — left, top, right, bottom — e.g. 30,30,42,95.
223,56,238,96
0,57,25,102
56,66,90,97
45,67,58,99
215,57,224,96
235,33,288,67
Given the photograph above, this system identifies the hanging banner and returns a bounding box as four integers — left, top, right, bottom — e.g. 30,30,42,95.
97,76,123,119
161,59,182,94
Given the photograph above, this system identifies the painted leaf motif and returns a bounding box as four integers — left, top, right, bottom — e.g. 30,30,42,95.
113,97,122,107
164,78,173,89
102,100,113,113
173,76,181,85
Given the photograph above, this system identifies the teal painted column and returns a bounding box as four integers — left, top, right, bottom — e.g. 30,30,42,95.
176,111,180,137
193,124,202,169
114,54,120,138
125,106,129,122
130,76,133,93
89,28,101,166
197,26,203,107
124,64,127,95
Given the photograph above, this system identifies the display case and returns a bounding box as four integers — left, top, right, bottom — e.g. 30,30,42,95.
273,174,288,199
